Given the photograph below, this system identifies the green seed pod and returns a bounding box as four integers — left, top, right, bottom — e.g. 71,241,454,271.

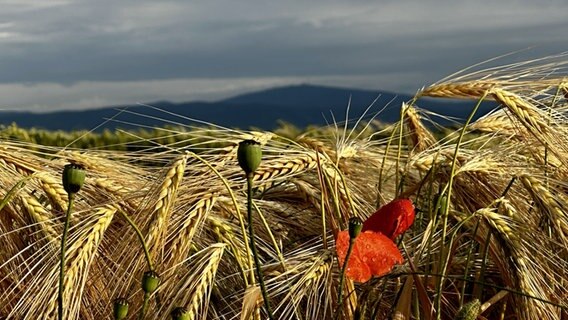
237,140,262,175
113,298,129,320
142,270,160,294
170,307,189,320
455,299,481,320
62,163,85,194
348,217,363,239
435,193,448,216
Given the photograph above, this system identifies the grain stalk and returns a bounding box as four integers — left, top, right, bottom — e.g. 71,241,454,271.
434,91,489,319
0,176,31,212
187,151,253,285
146,155,187,260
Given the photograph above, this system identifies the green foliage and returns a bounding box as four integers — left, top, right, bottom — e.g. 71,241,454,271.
0,123,231,151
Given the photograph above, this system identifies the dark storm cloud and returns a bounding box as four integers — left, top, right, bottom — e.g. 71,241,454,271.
0,0,566,110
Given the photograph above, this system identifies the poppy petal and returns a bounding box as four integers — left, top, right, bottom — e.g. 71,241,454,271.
335,230,403,283
346,256,372,283
362,198,415,239
335,230,372,283
354,231,403,277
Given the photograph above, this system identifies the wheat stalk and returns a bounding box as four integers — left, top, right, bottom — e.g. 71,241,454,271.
20,194,59,243
146,155,187,260
58,206,116,319
470,110,521,135
184,244,225,320
13,205,117,319
0,151,36,176
167,194,217,266
520,175,568,240
418,82,496,99
157,244,226,320
253,153,318,182
208,215,250,276
38,174,69,212
490,88,550,134
403,103,435,152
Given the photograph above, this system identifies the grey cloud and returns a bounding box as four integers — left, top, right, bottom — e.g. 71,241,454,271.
0,0,566,111
0,74,422,112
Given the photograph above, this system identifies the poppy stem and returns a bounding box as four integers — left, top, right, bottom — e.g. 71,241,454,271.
138,292,150,320
58,193,75,320
335,237,356,320
117,209,154,271
188,150,252,286
246,174,274,320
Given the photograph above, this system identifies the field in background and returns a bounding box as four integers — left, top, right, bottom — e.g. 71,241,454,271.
0,54,567,319
0,120,393,152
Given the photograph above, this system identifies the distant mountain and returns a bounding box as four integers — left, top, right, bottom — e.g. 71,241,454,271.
224,84,408,108
0,84,497,131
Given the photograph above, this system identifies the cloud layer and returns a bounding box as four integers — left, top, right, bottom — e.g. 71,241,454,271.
1,0,566,111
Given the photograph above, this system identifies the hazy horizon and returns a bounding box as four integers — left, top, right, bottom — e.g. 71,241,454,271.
0,79,413,113
0,82,419,115
0,0,566,112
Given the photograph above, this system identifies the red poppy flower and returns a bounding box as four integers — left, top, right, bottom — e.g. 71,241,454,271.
362,199,415,240
335,199,415,283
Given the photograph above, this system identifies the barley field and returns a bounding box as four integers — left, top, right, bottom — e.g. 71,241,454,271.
1,54,567,319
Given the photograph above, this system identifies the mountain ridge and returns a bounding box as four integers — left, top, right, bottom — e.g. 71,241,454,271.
0,84,496,131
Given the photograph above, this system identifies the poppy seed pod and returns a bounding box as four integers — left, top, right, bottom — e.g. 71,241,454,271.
455,299,481,320
348,217,363,239
113,298,129,320
171,307,189,320
436,193,448,216
142,270,160,294
62,163,85,194
237,140,262,175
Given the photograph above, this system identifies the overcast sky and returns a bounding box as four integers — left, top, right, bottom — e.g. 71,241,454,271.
0,0,566,112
